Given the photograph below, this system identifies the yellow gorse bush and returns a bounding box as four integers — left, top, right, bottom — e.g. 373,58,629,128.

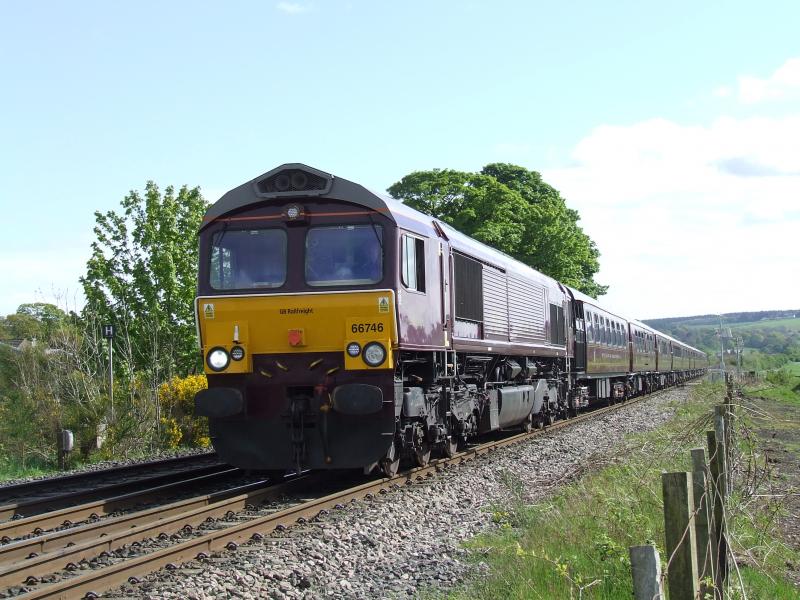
157,375,210,448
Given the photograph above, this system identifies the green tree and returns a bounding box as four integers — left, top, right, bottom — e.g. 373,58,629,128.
0,303,68,342
80,182,208,380
387,164,607,298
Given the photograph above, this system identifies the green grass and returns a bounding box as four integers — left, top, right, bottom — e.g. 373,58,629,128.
447,382,800,599
0,456,56,482
732,318,800,332
746,362,800,405
784,361,800,376
679,317,800,332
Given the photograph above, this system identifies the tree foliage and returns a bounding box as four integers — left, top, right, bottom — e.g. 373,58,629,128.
387,164,607,298
0,303,69,342
80,182,208,380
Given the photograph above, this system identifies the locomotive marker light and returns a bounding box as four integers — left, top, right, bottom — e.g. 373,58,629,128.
362,342,386,367
207,347,231,372
346,342,362,357
230,346,245,361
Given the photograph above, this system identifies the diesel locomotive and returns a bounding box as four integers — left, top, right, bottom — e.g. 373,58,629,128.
193,164,707,477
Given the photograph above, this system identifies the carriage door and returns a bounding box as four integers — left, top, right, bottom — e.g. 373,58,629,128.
572,298,587,371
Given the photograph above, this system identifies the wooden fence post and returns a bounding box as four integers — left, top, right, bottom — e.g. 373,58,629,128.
630,544,664,600
691,447,713,592
715,405,731,497
707,429,728,597
662,472,699,600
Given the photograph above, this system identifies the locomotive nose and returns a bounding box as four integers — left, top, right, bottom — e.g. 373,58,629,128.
196,291,397,375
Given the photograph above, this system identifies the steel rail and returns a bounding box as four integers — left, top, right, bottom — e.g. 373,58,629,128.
0,468,242,541
0,476,326,588
0,454,217,503
0,464,233,522
9,381,693,600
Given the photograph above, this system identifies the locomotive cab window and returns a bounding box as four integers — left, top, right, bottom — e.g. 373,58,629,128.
209,228,287,290
401,234,426,292
305,225,383,286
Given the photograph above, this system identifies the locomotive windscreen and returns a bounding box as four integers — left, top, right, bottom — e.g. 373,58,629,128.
209,228,287,290
305,225,383,286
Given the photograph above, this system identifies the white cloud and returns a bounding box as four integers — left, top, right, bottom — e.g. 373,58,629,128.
737,57,800,104
276,2,311,14
713,85,732,98
544,114,800,318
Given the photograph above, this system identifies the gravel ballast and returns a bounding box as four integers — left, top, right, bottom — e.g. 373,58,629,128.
107,388,688,599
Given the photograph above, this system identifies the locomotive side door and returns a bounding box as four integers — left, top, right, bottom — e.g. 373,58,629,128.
439,241,452,347
432,220,452,348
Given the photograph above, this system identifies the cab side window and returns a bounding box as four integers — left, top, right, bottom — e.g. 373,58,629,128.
401,234,426,293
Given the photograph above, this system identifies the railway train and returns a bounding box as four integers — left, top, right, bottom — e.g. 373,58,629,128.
193,163,708,477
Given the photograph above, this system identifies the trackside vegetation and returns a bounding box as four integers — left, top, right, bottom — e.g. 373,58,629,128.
0,182,209,480
448,381,800,599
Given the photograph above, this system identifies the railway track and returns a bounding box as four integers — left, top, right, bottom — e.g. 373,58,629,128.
0,384,689,599
0,453,221,507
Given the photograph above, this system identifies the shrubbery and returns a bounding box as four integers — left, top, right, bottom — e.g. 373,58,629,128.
158,374,209,448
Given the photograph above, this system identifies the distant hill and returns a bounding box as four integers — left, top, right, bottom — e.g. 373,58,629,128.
644,309,799,330
642,309,800,359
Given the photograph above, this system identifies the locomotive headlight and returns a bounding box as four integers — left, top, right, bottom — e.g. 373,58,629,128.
362,342,386,367
230,346,245,361
207,347,230,372
346,342,361,357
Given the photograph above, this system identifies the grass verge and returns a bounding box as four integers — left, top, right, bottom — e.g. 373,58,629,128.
745,362,800,405
448,382,800,599
0,457,56,483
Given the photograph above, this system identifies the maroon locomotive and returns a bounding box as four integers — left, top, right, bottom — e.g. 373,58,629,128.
193,164,707,476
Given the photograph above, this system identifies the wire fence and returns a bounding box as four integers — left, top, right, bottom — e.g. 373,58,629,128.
630,374,792,600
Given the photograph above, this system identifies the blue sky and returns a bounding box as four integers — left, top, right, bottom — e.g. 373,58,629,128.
1,1,799,318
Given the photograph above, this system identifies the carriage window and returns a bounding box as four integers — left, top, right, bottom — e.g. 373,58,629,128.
306,225,383,286
401,234,426,292
586,311,593,342
210,228,287,290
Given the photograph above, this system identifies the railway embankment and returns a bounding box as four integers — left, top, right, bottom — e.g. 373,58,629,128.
450,379,800,599
89,390,683,599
